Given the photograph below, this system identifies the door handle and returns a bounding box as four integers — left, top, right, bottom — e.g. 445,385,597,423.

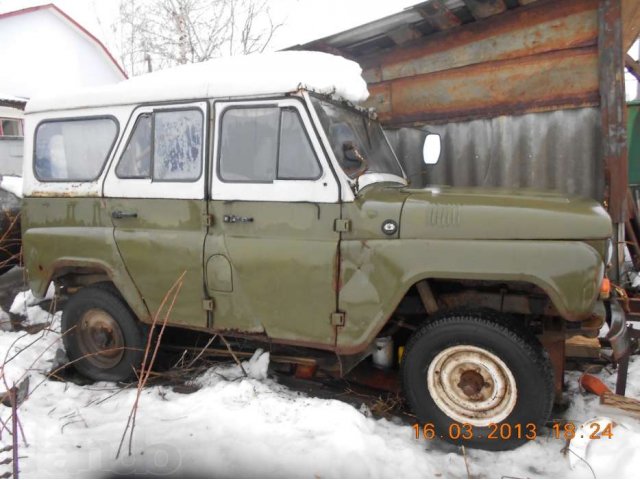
112,210,138,219
223,215,253,224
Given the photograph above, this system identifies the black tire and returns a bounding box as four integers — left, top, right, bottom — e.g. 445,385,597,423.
61,286,147,382
402,310,554,451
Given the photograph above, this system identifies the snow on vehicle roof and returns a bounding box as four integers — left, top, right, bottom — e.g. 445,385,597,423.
25,51,369,114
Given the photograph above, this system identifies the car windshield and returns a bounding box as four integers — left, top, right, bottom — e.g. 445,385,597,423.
310,96,404,181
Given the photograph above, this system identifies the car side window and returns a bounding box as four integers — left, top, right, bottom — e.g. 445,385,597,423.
116,114,151,178
154,109,203,181
219,107,278,182
218,106,322,183
115,108,203,181
278,108,321,180
34,117,118,181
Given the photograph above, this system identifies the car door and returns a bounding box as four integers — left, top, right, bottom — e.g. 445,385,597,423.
104,101,209,327
205,97,341,347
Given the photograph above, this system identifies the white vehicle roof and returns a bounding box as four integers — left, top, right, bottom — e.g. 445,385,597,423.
25,51,370,114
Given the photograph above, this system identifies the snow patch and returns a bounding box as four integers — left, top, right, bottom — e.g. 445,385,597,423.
246,348,269,380
0,309,61,386
10,285,56,326
0,295,638,477
0,175,22,198
27,51,370,114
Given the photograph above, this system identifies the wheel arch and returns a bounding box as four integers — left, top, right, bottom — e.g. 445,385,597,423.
337,239,603,353
35,258,151,322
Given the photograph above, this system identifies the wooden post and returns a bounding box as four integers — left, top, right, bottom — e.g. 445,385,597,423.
599,0,629,281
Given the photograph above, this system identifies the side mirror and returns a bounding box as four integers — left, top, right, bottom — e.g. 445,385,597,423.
423,133,442,165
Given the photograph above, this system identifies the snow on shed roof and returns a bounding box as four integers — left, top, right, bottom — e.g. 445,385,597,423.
26,51,370,114
0,92,28,108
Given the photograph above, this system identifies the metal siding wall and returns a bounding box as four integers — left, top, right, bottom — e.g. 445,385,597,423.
386,107,604,201
0,138,23,176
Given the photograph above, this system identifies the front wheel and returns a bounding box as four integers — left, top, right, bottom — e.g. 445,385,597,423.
61,286,147,382
402,311,554,451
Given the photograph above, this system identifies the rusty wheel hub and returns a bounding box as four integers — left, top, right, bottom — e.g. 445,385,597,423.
427,345,517,427
457,370,486,398
77,309,124,369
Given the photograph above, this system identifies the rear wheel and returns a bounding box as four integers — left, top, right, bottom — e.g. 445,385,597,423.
62,286,147,382
402,311,553,451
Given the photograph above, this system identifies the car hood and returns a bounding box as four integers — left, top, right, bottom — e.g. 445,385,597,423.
398,186,612,240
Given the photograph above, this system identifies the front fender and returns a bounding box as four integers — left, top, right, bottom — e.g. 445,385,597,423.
337,239,603,353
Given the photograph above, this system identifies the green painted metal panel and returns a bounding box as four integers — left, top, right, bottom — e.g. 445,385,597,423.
628,101,640,185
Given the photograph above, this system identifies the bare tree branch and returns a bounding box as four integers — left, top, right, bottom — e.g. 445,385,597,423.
113,0,282,75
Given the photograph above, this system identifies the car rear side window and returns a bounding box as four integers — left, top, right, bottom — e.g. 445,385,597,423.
34,117,118,181
116,109,203,182
218,106,321,183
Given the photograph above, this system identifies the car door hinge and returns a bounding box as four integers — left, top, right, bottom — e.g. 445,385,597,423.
202,298,215,311
334,219,351,233
203,213,214,227
330,312,346,327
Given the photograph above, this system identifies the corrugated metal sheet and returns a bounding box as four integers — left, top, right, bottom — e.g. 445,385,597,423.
386,107,604,200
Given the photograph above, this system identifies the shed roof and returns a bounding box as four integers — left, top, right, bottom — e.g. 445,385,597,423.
291,0,530,59
292,0,639,62
0,93,28,110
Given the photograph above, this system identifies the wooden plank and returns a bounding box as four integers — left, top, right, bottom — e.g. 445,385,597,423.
565,335,601,358
601,392,640,418
416,0,462,31
365,47,599,125
361,0,599,84
387,26,422,46
463,0,507,19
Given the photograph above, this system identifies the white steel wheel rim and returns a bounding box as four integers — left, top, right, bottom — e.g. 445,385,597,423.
427,345,518,427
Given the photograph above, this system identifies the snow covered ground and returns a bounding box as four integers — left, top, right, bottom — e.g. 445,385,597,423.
0,292,639,478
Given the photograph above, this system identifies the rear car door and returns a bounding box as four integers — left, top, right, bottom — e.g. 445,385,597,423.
104,101,208,327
